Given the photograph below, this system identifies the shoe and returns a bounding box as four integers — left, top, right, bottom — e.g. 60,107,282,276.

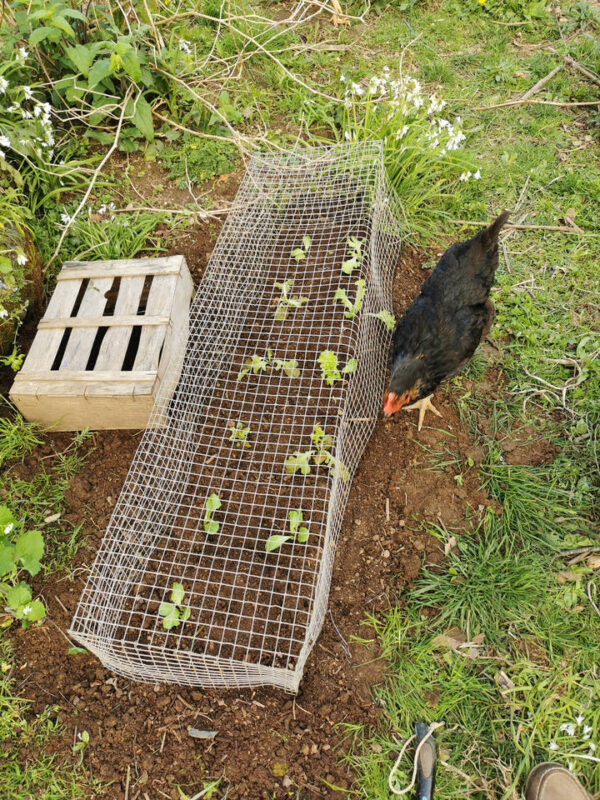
526,763,591,800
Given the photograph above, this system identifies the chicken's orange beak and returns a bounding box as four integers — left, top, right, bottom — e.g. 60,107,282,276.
383,391,411,417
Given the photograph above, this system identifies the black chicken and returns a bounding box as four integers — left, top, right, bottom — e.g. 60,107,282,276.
383,211,510,429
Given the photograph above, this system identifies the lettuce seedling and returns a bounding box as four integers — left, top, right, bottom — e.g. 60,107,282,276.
229,422,251,448
284,451,313,475
291,234,311,262
333,279,366,319
265,509,310,552
158,581,191,630
284,426,349,482
369,310,396,331
203,492,222,534
342,236,364,275
273,357,300,378
274,279,308,321
237,352,271,381
318,350,357,385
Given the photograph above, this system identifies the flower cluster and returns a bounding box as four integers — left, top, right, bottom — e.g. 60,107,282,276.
547,713,597,771
341,68,476,162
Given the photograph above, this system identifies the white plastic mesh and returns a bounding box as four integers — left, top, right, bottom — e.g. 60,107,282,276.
69,141,402,692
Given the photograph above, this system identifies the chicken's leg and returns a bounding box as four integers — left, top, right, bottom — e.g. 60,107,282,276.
403,395,442,431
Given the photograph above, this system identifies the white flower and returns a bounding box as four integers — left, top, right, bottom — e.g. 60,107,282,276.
15,250,28,266
23,86,33,100
589,743,596,752
4,522,14,534
179,40,192,54
576,715,585,726
583,725,592,737
459,171,472,182
350,82,364,96
19,47,28,60
21,605,32,617
559,723,576,736
395,124,409,140
21,110,32,119
0,135,10,148
0,76,8,93
34,105,41,117
568,761,575,771
60,213,72,226
548,741,558,751
473,169,481,180
340,74,346,83
0,308,8,319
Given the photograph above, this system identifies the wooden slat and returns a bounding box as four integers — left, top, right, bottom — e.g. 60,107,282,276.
21,280,83,372
58,277,113,370
13,370,156,383
94,276,146,371
132,275,176,371
9,392,157,431
59,256,184,281
38,314,169,330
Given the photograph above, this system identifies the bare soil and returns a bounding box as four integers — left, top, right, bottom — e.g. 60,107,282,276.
6,217,540,798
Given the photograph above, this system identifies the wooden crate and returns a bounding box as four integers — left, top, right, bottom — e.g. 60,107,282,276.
10,255,193,431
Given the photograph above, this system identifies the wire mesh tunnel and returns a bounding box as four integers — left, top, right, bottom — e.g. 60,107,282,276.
69,142,402,692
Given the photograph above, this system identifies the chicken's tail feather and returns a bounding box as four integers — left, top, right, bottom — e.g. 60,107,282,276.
480,210,510,250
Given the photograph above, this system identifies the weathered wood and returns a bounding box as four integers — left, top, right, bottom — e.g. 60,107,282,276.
38,314,170,330
9,255,193,431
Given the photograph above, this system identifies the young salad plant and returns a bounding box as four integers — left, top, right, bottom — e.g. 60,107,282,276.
342,236,364,275
237,352,271,381
0,505,45,627
284,425,349,482
273,357,300,378
229,422,251,448
333,279,366,319
274,279,308,321
369,310,396,331
265,509,310,552
291,235,311,262
203,492,222,534
158,581,191,630
318,350,357,385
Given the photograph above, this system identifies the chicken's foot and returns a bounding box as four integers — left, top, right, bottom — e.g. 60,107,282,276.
403,395,442,431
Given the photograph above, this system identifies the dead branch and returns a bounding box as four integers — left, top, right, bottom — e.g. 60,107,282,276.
521,64,562,100
476,98,600,111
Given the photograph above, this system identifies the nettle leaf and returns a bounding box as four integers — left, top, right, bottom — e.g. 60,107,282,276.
133,94,154,142
29,26,58,47
0,544,16,576
65,44,94,77
171,582,185,606
15,530,44,576
121,49,142,83
158,602,181,630
265,535,291,553
50,15,75,37
7,581,31,611
88,58,112,88
61,7,87,21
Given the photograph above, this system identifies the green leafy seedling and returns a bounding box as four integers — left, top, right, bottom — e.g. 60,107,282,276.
285,451,313,475
203,492,222,534
265,509,310,552
369,310,396,331
229,422,251,448
342,236,364,275
291,234,312,262
318,350,357,385
274,278,308,321
333,280,366,319
273,357,300,378
237,352,271,381
158,581,191,630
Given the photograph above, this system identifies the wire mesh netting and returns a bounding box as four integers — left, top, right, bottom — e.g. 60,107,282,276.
69,141,402,692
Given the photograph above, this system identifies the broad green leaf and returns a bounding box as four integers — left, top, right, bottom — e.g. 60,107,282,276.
88,58,112,88
133,94,154,142
265,535,291,553
158,602,180,629
61,7,87,21
206,493,222,513
288,510,302,533
65,44,93,77
50,16,75,37
204,520,219,535
7,581,32,610
121,48,142,82
171,582,185,606
0,544,16,576
29,26,56,47
297,528,309,543
15,530,44,576
17,598,45,622
285,451,313,475
0,507,15,532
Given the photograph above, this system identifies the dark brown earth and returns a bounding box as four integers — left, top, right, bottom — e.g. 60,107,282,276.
5,212,553,799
